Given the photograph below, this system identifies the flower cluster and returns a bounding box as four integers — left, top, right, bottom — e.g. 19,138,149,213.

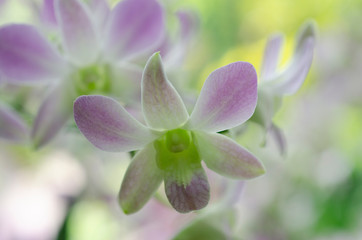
0,0,315,214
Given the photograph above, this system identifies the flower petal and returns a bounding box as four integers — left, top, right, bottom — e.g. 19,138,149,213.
55,0,99,65
260,34,284,82
269,37,314,95
188,62,258,132
194,131,265,179
249,88,276,129
31,81,75,148
74,95,156,152
103,0,165,61
0,24,67,84
41,0,57,27
88,0,110,31
269,123,287,156
119,144,163,214
0,103,28,142
164,165,210,213
265,21,316,95
142,52,189,130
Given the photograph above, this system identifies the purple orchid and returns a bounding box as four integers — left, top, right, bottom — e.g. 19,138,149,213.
0,0,165,148
250,21,316,153
73,52,265,214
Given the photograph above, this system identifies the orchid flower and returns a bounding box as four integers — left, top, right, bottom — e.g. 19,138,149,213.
73,52,265,214
0,102,28,142
249,21,316,153
0,0,165,148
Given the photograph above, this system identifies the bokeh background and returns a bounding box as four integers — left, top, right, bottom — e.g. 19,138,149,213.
1,0,362,239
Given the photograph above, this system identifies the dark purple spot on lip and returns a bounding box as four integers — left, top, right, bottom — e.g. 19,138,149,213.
165,170,210,213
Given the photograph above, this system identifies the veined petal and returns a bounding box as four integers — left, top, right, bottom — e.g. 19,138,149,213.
103,0,165,61
0,103,28,142
74,95,156,152
55,0,99,65
119,144,163,214
0,24,67,84
260,34,284,82
142,52,189,130
188,62,258,133
164,165,210,213
194,131,265,179
32,81,75,148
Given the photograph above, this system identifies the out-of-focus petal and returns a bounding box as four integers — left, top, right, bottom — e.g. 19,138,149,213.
194,131,265,179
176,10,199,42
249,88,276,129
108,62,143,103
295,20,317,52
32,81,75,148
268,37,314,95
269,123,287,156
159,10,199,69
74,95,156,152
164,165,210,213
41,0,57,27
260,34,284,82
119,144,163,214
264,21,316,95
142,52,189,130
55,0,99,65
103,0,164,61
188,62,258,133
0,103,28,142
0,24,67,84
88,0,110,31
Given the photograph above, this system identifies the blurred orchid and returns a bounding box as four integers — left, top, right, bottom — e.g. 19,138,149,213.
0,103,28,142
0,0,165,148
249,21,316,154
73,52,265,214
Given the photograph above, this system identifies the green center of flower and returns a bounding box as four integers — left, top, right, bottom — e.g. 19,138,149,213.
154,129,201,174
165,128,191,153
74,64,111,95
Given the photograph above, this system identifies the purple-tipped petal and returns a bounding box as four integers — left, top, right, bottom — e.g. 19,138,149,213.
159,10,199,68
0,104,28,142
41,0,57,26
55,0,99,65
0,24,67,84
74,95,156,152
264,21,316,95
269,37,314,95
260,34,284,82
32,81,75,148
194,131,265,179
119,144,163,214
142,52,189,130
164,166,210,213
188,62,258,133
103,0,165,61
